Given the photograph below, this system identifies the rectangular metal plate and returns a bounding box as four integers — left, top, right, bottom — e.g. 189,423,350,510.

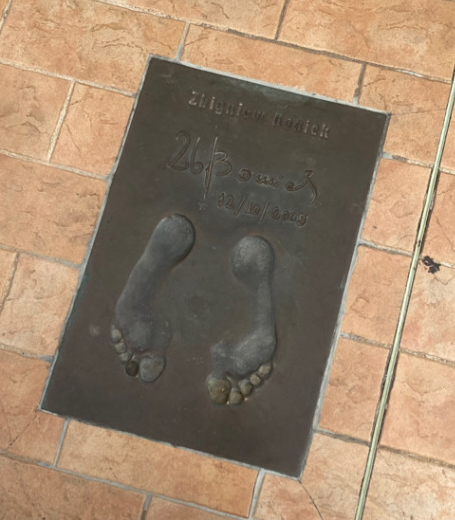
43,58,387,477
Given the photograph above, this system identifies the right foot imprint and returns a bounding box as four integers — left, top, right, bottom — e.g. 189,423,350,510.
111,214,195,383
207,236,277,405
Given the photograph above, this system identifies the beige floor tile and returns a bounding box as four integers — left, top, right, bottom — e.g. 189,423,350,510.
319,338,388,441
280,0,455,80
52,84,134,175
424,172,455,265
402,263,455,361
0,64,69,159
341,247,410,344
365,449,455,520
363,159,429,252
0,255,78,356
107,0,284,38
0,0,184,92
147,498,227,520
0,456,145,520
0,350,64,463
255,434,368,520
183,26,361,102
382,353,455,465
0,155,106,263
58,421,257,517
0,249,15,302
360,67,449,164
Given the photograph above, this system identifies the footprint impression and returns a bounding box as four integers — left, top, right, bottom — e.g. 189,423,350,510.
207,236,277,405
110,214,195,383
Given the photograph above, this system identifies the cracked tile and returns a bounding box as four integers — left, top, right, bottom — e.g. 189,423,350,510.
58,421,257,517
319,338,388,441
341,247,410,344
183,26,361,102
0,63,69,159
363,159,430,252
0,255,78,356
360,67,450,163
52,84,134,175
255,434,368,520
365,449,455,519
402,263,455,361
0,154,106,263
0,0,185,91
103,0,284,38
280,0,455,80
0,455,145,520
382,353,455,465
424,172,455,265
0,350,64,463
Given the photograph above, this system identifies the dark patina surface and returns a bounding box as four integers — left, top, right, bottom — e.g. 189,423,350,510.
43,58,387,476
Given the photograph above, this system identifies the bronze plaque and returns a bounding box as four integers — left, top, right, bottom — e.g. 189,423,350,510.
42,58,388,476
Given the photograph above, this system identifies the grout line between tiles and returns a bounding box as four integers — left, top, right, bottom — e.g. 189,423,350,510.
354,58,455,520
0,58,136,97
358,239,413,258
338,332,391,349
46,81,75,161
0,149,109,181
175,22,190,61
353,64,366,105
316,428,370,447
381,152,433,169
140,494,153,520
0,242,81,270
248,469,265,519
274,0,290,40
0,0,14,36
380,445,455,472
0,342,53,363
53,419,69,467
400,348,455,369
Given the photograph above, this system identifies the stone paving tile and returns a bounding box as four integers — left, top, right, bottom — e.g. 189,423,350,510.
0,154,106,263
402,263,455,362
0,0,184,92
363,159,430,252
147,498,227,520
0,63,69,159
382,353,455,465
0,255,78,356
0,350,64,463
280,0,455,81
360,67,449,164
319,338,388,441
365,449,455,520
0,455,145,520
0,249,15,303
58,421,257,517
52,84,134,175
341,247,410,345
424,172,455,265
183,26,361,102
255,434,368,520
106,0,284,38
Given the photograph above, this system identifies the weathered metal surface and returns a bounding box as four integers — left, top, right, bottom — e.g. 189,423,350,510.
42,58,387,476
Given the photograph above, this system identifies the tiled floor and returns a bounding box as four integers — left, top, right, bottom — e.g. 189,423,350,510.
1,1,455,518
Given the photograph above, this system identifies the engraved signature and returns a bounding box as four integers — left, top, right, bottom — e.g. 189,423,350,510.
167,131,318,202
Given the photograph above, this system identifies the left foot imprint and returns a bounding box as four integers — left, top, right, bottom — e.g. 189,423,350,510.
207,236,277,405
111,214,195,383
